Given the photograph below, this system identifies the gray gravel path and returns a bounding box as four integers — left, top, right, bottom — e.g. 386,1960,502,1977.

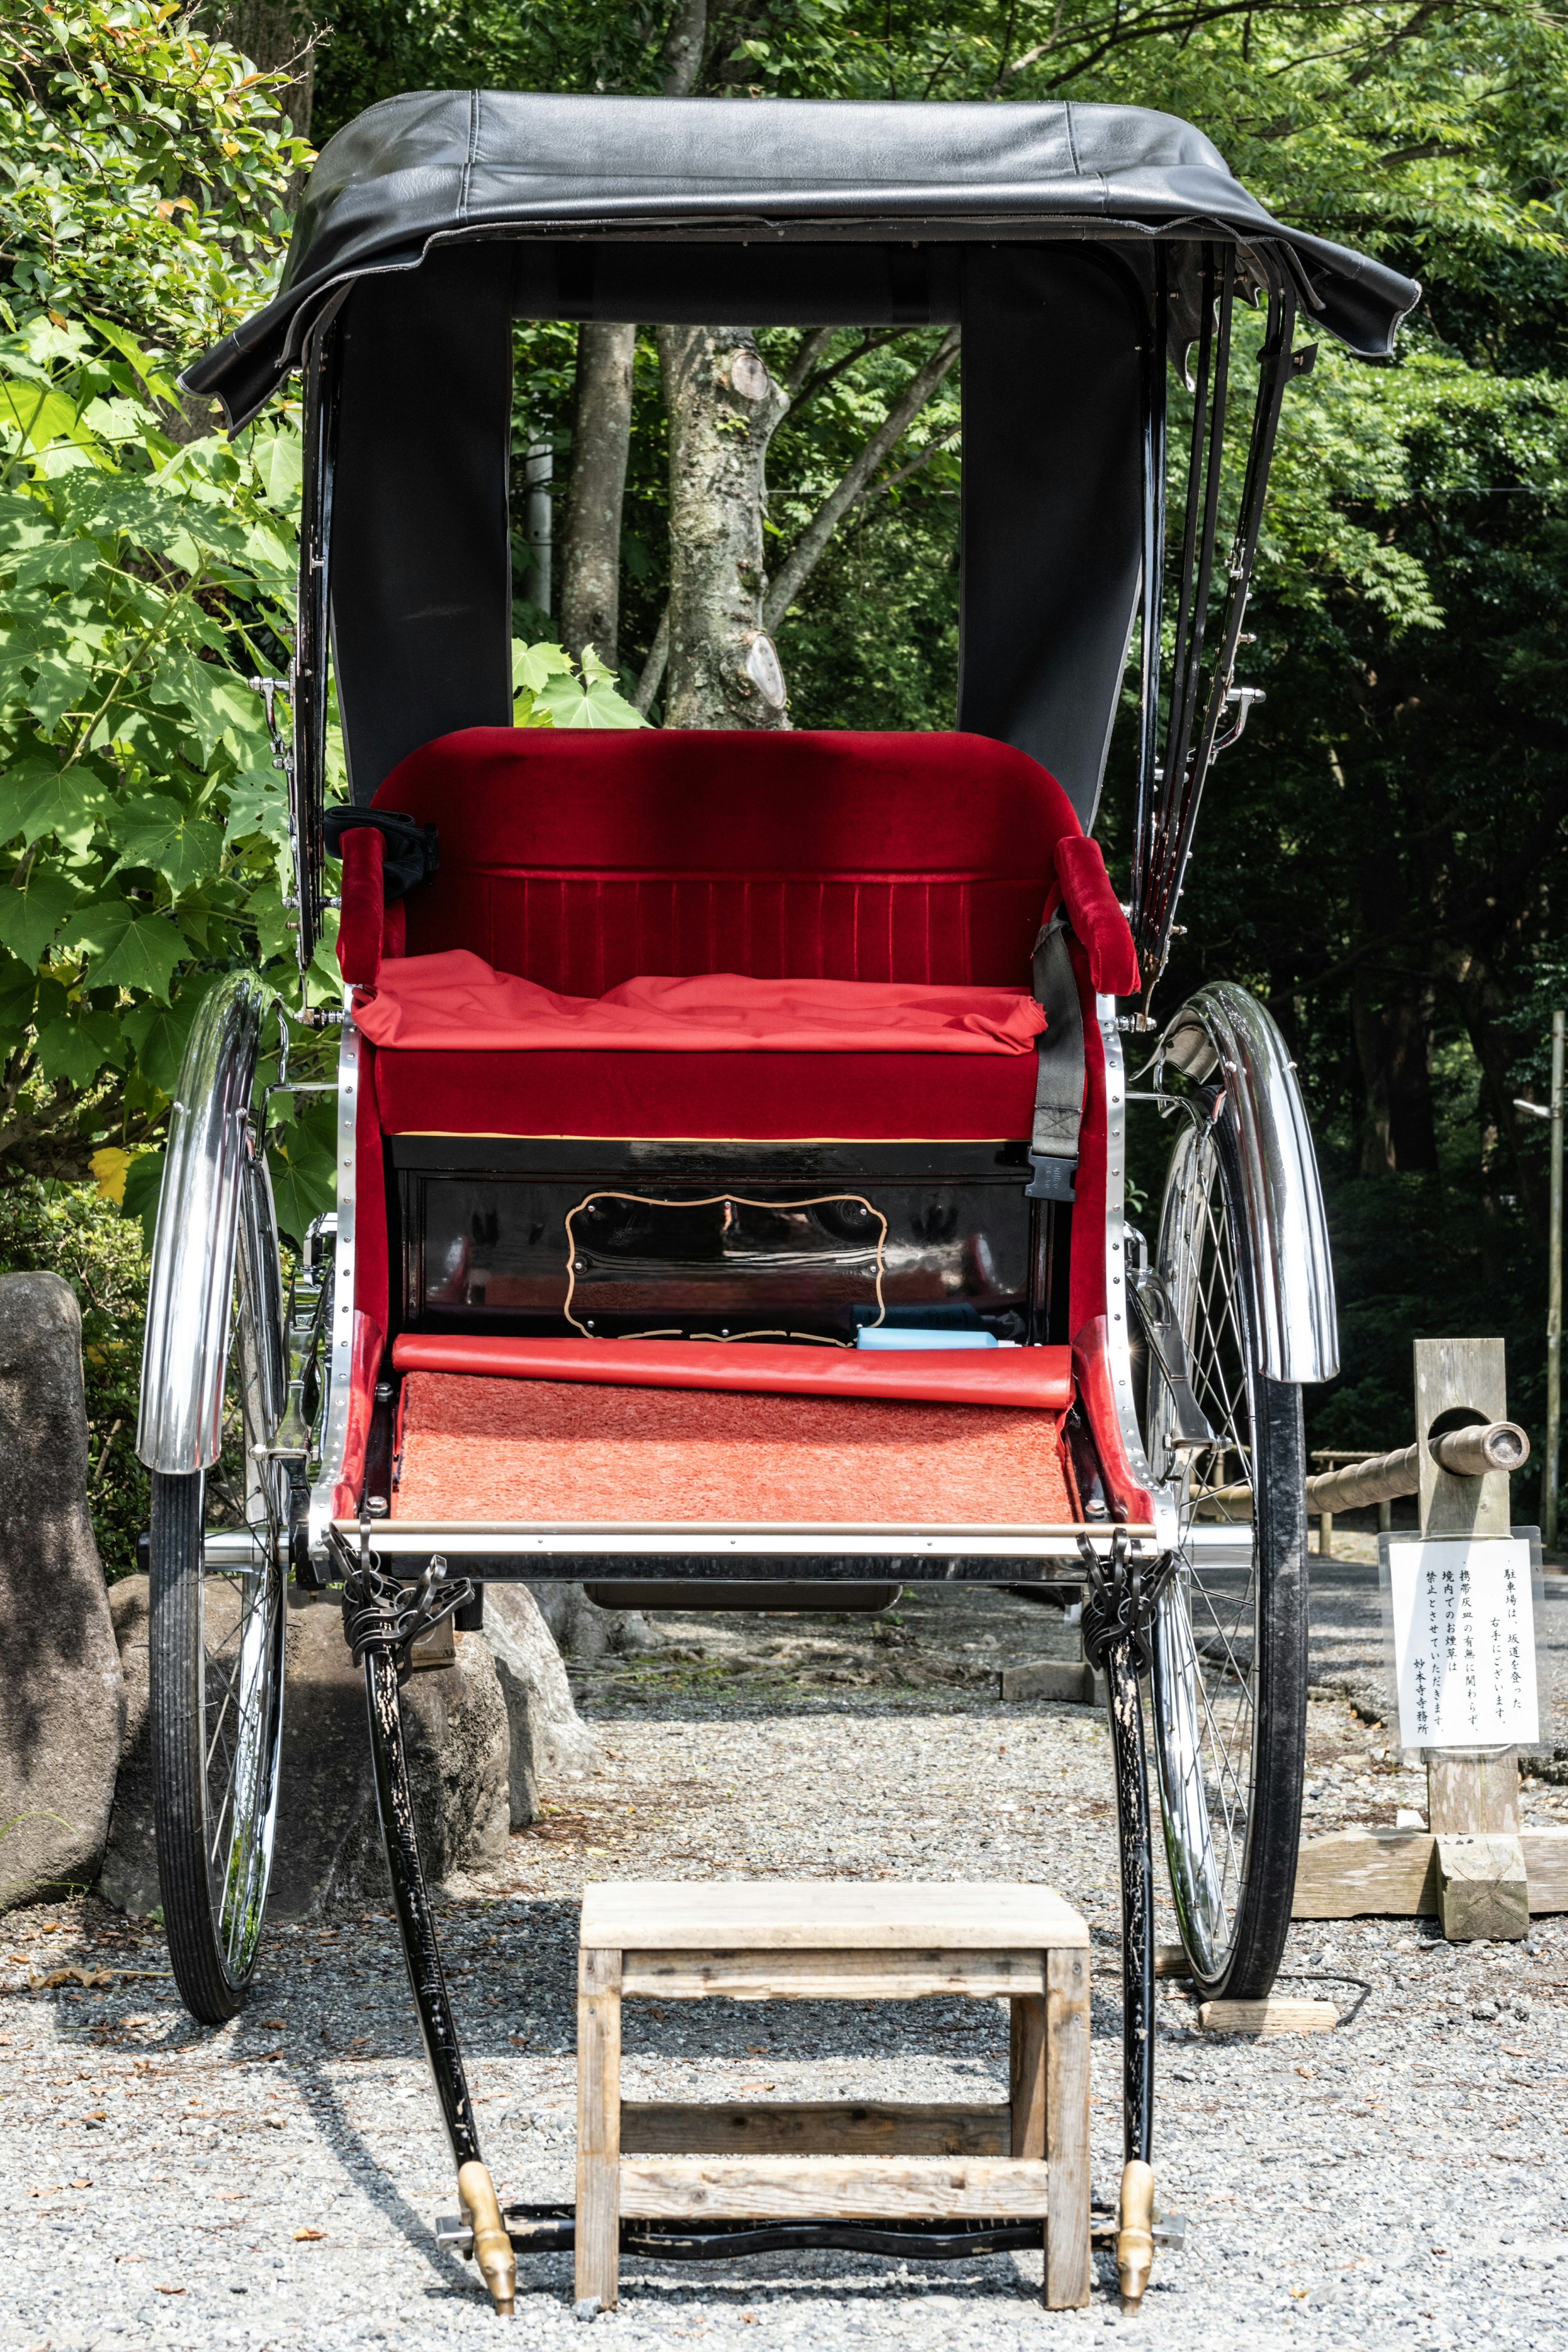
3,1577,1566,2352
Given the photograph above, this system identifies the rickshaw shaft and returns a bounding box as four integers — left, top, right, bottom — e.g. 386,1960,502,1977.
363,1649,484,2172
1106,1635,1155,2169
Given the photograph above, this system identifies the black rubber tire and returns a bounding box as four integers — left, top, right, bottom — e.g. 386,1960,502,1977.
150,1459,285,2024
150,1469,244,2022
1148,1108,1309,2003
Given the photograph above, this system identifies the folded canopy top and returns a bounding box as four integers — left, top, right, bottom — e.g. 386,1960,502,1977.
186,92,1418,426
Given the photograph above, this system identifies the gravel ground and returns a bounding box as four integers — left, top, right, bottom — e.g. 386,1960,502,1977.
3,1575,1567,2352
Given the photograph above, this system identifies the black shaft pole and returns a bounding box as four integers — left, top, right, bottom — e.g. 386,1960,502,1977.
1106,1634,1154,2166
363,1649,483,2170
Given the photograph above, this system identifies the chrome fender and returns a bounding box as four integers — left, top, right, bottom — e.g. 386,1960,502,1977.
136,971,278,1473
1160,980,1339,1385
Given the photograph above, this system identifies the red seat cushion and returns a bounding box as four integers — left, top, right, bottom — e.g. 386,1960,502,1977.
373,1042,1036,1140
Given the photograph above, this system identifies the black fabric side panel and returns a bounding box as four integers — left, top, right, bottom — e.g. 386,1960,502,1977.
958,247,1145,832
331,245,514,803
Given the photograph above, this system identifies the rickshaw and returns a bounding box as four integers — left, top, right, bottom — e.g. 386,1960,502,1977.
138,91,1416,2314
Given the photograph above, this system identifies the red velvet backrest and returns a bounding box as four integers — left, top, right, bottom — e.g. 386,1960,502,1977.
373,728,1082,993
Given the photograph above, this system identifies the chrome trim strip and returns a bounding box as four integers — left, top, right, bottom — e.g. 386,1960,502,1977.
1099,994,1181,1550
335,1521,1162,1562
307,1008,360,1551
1160,980,1339,1383
136,972,269,1473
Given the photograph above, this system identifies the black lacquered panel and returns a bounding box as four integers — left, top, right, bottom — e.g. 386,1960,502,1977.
392,1139,1054,1347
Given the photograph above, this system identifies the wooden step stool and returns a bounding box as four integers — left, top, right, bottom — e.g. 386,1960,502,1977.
576,1880,1091,2310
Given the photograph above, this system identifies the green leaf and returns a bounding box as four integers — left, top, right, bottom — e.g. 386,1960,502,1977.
122,983,209,1094
249,428,303,508
87,316,181,409
34,1008,122,1089
26,646,98,734
109,802,222,893
0,871,79,966
13,540,104,592
223,765,290,846
74,902,185,1001
535,670,648,729
267,1120,337,1248
0,759,107,852
0,381,93,454
512,638,576,693
122,1148,167,1252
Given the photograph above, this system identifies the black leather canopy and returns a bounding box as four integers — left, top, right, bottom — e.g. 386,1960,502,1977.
187,92,1418,425
185,94,1419,829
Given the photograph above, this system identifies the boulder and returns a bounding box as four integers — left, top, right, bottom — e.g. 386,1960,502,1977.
481,1583,599,1825
101,1583,511,1920
530,1579,656,1661
0,1272,125,1909
98,1578,156,1914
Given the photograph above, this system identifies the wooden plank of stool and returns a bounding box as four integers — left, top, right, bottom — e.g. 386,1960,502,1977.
619,2154,1051,2220
1045,1946,1091,2310
576,1946,622,2310
585,1880,1088,1951
1009,1995,1047,2159
622,1949,1045,2001
620,2100,1012,2157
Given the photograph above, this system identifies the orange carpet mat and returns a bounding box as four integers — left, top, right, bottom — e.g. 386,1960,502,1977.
392,1370,1077,1526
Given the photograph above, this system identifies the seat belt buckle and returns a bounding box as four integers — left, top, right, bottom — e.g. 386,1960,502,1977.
1025,1153,1078,1202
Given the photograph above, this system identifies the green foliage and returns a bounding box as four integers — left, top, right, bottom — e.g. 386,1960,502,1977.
0,308,342,1223
0,1175,150,1578
0,0,309,356
512,637,647,728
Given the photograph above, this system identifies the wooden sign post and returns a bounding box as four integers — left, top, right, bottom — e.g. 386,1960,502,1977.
1292,1337,1568,1937
1412,1340,1527,1939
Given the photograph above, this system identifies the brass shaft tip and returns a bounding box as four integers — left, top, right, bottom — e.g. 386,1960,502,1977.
1116,2157,1156,2315
458,2159,518,2318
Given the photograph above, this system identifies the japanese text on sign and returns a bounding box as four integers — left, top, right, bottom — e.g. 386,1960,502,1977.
1388,1537,1537,1747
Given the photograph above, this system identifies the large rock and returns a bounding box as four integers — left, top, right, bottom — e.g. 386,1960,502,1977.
0,1272,125,1909
101,1583,511,1919
530,1579,656,1661
98,1578,156,1914
481,1583,599,1825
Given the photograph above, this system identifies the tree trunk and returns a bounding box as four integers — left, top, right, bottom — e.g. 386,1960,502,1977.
555,2,704,676
559,323,636,667
1351,985,1440,1175
658,326,791,729
216,4,313,137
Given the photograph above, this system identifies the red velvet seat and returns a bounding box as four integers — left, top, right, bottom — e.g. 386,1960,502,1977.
366,727,1082,1140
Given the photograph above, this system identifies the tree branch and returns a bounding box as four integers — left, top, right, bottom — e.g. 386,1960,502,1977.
763,329,960,635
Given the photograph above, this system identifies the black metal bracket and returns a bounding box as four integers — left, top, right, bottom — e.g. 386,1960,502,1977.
1078,1528,1177,1678
339,1543,474,1677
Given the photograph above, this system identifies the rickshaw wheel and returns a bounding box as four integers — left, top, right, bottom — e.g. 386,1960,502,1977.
1145,1105,1308,2001
149,1197,288,2025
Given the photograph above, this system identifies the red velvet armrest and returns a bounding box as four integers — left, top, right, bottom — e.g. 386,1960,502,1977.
1055,836,1139,997
337,824,385,989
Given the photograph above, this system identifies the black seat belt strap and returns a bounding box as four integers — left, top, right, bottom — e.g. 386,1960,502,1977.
1025,908,1083,1202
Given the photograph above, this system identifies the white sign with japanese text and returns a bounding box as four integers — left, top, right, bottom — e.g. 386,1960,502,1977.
1388,1537,1537,1747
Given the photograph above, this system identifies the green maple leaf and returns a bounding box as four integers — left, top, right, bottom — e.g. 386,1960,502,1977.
34,1009,122,1089
0,759,107,852
109,800,222,893
0,871,80,965
122,984,209,1093
74,901,185,1001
